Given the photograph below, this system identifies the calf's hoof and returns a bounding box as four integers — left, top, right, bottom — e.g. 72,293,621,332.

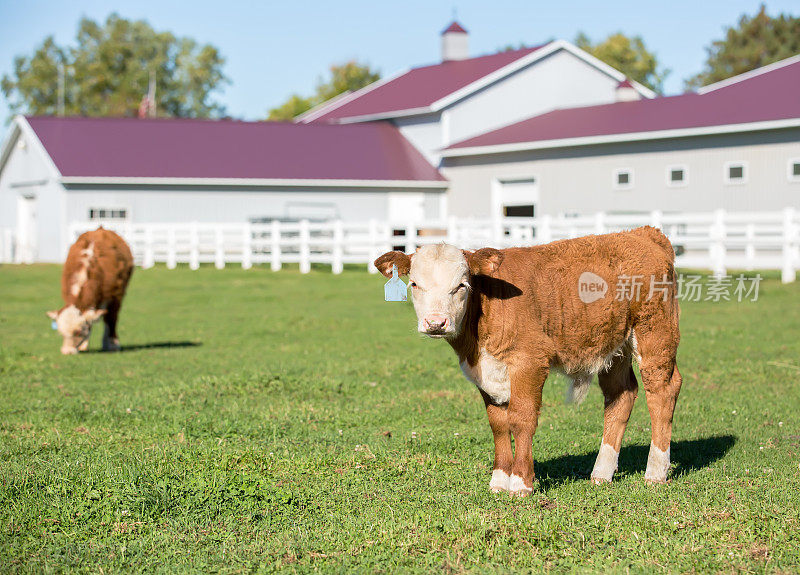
508,474,533,497
644,477,669,485
489,469,510,493
590,476,612,485
103,339,121,352
78,340,90,352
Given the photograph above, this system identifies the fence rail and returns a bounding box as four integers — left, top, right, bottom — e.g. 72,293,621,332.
2,209,799,282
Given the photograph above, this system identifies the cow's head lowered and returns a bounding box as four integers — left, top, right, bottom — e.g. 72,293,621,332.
47,305,106,355
375,244,503,338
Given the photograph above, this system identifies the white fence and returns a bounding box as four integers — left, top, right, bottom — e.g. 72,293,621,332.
3,209,799,282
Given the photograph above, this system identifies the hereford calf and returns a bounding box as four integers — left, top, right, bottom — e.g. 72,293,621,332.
47,228,134,355
375,227,681,496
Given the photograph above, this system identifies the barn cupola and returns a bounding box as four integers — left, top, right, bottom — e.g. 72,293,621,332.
615,78,641,102
441,21,469,61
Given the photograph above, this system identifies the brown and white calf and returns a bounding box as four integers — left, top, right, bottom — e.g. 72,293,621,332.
375,226,682,496
47,228,134,355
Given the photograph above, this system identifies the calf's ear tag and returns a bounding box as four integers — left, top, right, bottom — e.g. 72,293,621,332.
51,320,58,331
384,264,408,302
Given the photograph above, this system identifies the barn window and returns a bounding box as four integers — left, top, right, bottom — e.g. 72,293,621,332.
724,162,747,184
667,165,687,187
613,169,634,190
503,204,535,217
789,159,800,182
88,208,128,220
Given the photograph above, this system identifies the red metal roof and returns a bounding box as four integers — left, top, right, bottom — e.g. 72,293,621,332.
442,21,468,34
447,57,800,151
308,46,544,122
25,116,445,182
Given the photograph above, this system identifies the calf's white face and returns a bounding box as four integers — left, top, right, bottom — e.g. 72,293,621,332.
374,244,504,339
47,305,106,355
408,245,471,337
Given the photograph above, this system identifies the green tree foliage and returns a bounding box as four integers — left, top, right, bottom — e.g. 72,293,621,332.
685,4,800,89
1,13,228,118
575,32,669,94
268,60,380,121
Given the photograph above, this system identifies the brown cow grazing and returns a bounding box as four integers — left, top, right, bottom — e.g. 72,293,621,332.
375,227,681,496
47,228,134,355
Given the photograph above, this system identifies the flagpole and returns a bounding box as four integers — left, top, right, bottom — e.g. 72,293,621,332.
149,69,156,118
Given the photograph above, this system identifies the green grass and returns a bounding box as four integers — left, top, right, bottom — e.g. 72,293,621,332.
1,263,799,573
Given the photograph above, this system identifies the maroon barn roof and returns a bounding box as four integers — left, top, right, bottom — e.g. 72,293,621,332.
307,46,545,122
25,116,445,182
447,56,800,151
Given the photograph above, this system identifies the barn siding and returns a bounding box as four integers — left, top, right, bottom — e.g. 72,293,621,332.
442,128,800,218
445,49,622,145
62,185,444,225
0,128,66,262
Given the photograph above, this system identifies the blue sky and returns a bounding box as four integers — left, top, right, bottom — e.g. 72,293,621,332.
1,0,797,133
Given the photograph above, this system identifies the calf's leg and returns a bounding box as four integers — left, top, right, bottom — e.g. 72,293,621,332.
102,301,122,352
508,364,548,497
482,391,512,492
591,351,638,484
637,327,682,483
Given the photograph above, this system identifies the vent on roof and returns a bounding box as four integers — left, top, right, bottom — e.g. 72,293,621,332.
441,20,469,61
615,78,641,102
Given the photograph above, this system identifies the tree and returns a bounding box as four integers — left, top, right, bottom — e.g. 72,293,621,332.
1,13,228,118
575,32,669,94
685,5,800,89
268,60,379,121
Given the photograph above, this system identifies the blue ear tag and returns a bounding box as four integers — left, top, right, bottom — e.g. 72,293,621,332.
51,320,58,330
384,264,408,302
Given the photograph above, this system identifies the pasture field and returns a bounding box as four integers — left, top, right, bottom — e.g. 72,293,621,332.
1,263,800,573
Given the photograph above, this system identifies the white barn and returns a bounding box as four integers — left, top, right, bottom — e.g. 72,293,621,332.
1,20,798,263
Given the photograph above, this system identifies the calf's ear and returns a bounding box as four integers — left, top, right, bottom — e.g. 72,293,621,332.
46,310,59,320
374,251,412,277
464,248,504,276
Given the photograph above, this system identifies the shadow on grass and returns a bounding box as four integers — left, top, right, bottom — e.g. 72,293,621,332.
86,341,202,353
536,434,736,488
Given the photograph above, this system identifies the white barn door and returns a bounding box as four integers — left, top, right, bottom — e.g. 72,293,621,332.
494,178,539,219
388,192,425,223
493,178,539,243
16,195,37,263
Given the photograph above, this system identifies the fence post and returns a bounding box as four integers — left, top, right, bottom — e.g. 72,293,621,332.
269,220,281,271
650,209,662,230
782,207,796,283
745,223,755,271
538,214,552,245
166,228,177,269
447,215,457,245
3,228,13,263
367,219,378,274
241,222,252,270
189,222,200,270
594,212,605,235
405,222,417,254
215,227,225,269
711,209,726,278
143,227,155,269
299,219,311,274
332,219,344,274
492,215,503,248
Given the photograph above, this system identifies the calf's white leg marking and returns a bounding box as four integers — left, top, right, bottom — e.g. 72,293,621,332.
489,469,510,493
644,442,670,483
508,474,532,497
590,442,619,484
